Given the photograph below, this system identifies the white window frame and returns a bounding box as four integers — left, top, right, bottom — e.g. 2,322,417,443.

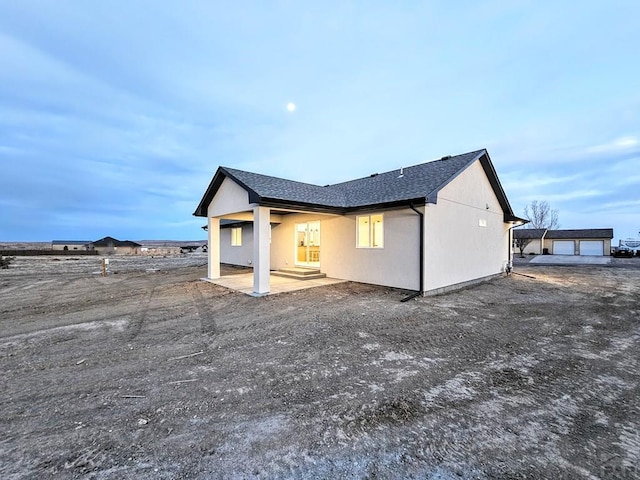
356,214,384,249
231,227,242,246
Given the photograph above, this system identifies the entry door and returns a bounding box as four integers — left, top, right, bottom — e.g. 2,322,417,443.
295,222,320,267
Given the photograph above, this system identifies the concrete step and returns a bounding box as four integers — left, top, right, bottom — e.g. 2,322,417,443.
272,268,326,281
276,267,321,276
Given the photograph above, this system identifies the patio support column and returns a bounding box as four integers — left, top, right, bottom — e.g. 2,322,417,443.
208,216,220,279
253,206,271,295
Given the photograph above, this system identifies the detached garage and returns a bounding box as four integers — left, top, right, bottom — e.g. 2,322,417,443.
543,229,613,257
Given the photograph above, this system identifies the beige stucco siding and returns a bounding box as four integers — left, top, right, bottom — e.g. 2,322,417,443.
269,209,421,291
220,226,255,266
519,239,542,255
424,159,510,292
207,177,254,218
322,209,420,291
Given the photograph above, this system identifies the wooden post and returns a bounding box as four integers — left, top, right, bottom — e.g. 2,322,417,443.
101,258,107,277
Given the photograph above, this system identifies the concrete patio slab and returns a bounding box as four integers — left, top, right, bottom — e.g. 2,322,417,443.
529,255,611,265
202,272,347,296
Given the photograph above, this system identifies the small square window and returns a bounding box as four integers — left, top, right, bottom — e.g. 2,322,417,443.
231,227,242,246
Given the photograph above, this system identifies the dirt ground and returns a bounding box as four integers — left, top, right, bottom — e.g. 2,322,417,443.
1,255,639,479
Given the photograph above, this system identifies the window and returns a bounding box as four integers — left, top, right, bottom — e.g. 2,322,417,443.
231,227,242,246
357,214,384,248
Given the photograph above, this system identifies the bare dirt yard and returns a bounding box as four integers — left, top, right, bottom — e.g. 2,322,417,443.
1,255,639,479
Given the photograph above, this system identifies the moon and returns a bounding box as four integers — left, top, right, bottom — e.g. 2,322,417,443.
286,102,296,112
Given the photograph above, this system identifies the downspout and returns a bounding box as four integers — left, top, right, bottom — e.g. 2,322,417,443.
401,203,424,302
506,224,515,275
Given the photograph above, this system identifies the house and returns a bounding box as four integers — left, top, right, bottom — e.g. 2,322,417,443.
139,245,183,256
513,228,613,256
194,149,526,296
90,236,142,255
51,240,92,251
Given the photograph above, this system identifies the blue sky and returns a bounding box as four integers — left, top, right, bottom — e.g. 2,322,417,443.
0,1,638,242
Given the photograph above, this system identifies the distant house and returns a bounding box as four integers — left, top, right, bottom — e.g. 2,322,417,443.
513,228,613,256
51,240,92,251
90,236,142,255
139,245,183,256
194,149,526,296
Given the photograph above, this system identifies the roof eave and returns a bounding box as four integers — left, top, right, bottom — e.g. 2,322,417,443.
478,151,520,223
506,215,529,224
257,198,346,214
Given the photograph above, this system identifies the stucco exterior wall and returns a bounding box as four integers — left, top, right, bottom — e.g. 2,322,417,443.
270,210,420,291
218,209,420,291
207,177,254,218
423,159,510,292
220,226,255,266
518,238,542,255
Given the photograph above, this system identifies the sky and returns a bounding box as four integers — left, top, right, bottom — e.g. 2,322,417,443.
0,1,639,243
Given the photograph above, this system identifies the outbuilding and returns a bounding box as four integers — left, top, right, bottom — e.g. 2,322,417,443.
513,228,613,256
51,240,92,251
544,229,613,256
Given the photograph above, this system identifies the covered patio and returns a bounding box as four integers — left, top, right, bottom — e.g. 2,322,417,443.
203,270,346,297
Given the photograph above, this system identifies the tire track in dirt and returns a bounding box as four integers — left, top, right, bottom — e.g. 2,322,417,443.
126,282,158,340
190,282,217,336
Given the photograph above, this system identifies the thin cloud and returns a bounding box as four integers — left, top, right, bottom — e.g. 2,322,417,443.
585,136,638,155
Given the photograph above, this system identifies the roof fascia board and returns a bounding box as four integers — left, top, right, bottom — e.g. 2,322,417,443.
257,199,346,214
344,198,427,214
477,151,518,222
504,214,530,224
256,198,428,215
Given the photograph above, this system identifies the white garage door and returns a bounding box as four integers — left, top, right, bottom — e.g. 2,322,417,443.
553,240,575,255
580,240,604,256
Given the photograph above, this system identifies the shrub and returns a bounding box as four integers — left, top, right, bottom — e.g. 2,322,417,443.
0,255,14,269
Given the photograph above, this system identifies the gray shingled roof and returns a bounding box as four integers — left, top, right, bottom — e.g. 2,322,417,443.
513,228,547,240
222,150,483,208
195,149,511,214
222,167,345,207
91,236,142,247
546,229,613,239
332,150,483,207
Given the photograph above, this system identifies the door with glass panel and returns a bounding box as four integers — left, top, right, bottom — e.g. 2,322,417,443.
295,222,320,267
